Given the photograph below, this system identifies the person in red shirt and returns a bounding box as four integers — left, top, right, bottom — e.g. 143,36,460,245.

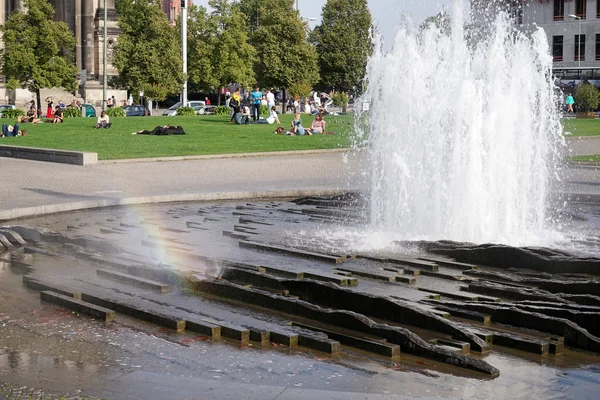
205,97,211,105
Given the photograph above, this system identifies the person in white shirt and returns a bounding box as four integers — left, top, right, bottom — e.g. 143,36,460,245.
266,89,275,109
96,111,111,128
251,106,280,124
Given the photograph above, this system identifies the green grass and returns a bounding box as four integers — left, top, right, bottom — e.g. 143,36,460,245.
0,114,354,160
563,118,600,137
570,154,600,162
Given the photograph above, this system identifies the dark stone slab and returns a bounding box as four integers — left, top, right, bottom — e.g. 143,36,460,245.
419,270,468,281
23,276,82,300
433,305,491,324
249,329,270,343
387,257,439,271
269,331,299,347
418,287,479,301
239,241,344,264
96,269,170,293
297,334,341,355
190,280,498,375
81,293,186,332
418,257,476,270
466,282,566,303
41,291,115,322
492,332,550,355
0,229,27,245
303,272,358,286
238,217,274,226
186,320,221,338
293,322,400,358
202,319,250,344
335,266,398,282
10,259,32,274
435,338,470,354
559,294,600,307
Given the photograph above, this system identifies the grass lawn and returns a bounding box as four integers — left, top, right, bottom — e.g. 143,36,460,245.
563,118,600,137
0,114,354,160
570,155,600,162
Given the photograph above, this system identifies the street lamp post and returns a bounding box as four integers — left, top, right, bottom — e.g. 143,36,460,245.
182,0,188,107
569,14,582,72
102,0,107,111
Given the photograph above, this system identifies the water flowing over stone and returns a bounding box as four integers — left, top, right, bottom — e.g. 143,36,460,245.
360,0,564,246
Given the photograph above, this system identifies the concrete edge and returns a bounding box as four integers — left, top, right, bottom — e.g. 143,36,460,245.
564,135,600,140
99,147,364,164
0,189,346,222
0,145,97,165
566,160,600,167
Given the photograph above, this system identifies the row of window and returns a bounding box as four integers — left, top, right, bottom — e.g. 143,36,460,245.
554,0,596,20
552,34,600,62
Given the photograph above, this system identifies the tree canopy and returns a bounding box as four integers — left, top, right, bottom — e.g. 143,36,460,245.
186,0,256,100
0,0,78,107
248,0,319,101
311,0,373,93
111,0,183,95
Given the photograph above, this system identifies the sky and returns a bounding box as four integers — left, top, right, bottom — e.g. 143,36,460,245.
193,0,454,45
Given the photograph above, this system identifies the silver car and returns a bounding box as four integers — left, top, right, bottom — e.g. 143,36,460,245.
162,101,206,116
0,104,16,117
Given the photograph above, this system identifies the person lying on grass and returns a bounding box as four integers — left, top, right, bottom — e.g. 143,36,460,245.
132,126,185,135
250,106,280,125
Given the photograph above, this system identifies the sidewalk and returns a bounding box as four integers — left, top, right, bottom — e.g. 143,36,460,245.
0,151,366,220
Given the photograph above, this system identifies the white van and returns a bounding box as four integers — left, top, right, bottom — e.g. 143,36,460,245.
163,100,206,116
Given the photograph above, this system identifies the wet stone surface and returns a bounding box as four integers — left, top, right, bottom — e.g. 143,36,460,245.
1,196,600,399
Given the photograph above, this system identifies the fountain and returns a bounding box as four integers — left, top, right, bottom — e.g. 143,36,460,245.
360,0,565,246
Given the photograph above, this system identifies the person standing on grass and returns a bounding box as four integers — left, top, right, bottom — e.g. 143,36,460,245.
566,94,575,113
266,89,275,110
230,88,242,122
251,87,263,121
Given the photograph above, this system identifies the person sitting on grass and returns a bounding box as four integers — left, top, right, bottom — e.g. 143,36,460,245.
287,113,306,136
234,106,251,125
53,105,63,123
96,111,111,128
18,106,41,124
132,125,185,135
1,123,19,137
250,106,280,125
307,112,326,134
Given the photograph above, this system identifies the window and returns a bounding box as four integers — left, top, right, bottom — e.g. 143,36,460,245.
597,0,600,19
554,0,564,21
575,34,586,61
596,34,600,60
553,36,564,61
576,0,586,19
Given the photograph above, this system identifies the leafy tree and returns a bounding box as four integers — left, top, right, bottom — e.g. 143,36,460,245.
186,1,256,105
420,12,451,35
574,83,600,112
311,0,373,93
111,0,183,97
248,0,319,112
0,0,77,111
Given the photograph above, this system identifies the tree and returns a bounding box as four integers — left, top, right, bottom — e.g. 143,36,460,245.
186,5,218,93
420,12,451,35
249,0,319,113
0,0,77,110
311,0,373,94
111,0,183,97
574,83,600,113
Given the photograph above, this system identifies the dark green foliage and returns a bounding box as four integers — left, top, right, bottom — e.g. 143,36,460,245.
106,107,126,118
0,0,78,108
111,0,184,95
176,106,197,116
311,0,373,93
213,106,231,116
62,107,82,118
574,84,600,112
0,108,25,119
260,105,269,116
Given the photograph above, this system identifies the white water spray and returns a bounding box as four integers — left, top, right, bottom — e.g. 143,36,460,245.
360,0,564,246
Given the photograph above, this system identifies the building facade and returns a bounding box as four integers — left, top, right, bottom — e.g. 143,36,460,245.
162,0,192,25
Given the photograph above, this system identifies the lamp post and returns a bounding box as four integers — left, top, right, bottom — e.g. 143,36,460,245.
102,0,107,111
181,0,188,107
569,14,582,72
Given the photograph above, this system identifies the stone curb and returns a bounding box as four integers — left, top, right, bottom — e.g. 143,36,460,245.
564,135,600,140
0,189,345,222
99,147,363,164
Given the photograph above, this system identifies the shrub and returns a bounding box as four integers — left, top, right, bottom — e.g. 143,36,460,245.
142,83,169,102
106,107,126,117
288,81,312,99
62,107,82,118
176,106,196,116
260,104,269,116
0,108,24,119
574,83,600,112
332,92,350,108
213,106,231,116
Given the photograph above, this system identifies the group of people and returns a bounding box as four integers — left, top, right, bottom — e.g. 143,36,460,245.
278,112,329,136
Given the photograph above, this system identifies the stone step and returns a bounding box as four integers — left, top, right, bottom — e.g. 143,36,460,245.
185,319,221,338
335,266,398,282
292,322,400,358
269,331,299,347
96,269,169,293
203,319,250,345
81,293,185,331
418,257,476,270
222,231,250,240
418,287,479,301
41,291,115,322
297,334,341,355
434,305,491,324
492,331,550,355
239,241,344,264
303,272,358,286
433,338,471,354
23,276,82,299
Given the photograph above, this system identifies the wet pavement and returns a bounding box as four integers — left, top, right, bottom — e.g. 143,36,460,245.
1,198,600,399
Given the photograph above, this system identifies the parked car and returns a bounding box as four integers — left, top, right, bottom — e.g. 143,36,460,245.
163,100,205,116
122,105,147,117
81,104,96,118
195,105,217,115
0,104,16,117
